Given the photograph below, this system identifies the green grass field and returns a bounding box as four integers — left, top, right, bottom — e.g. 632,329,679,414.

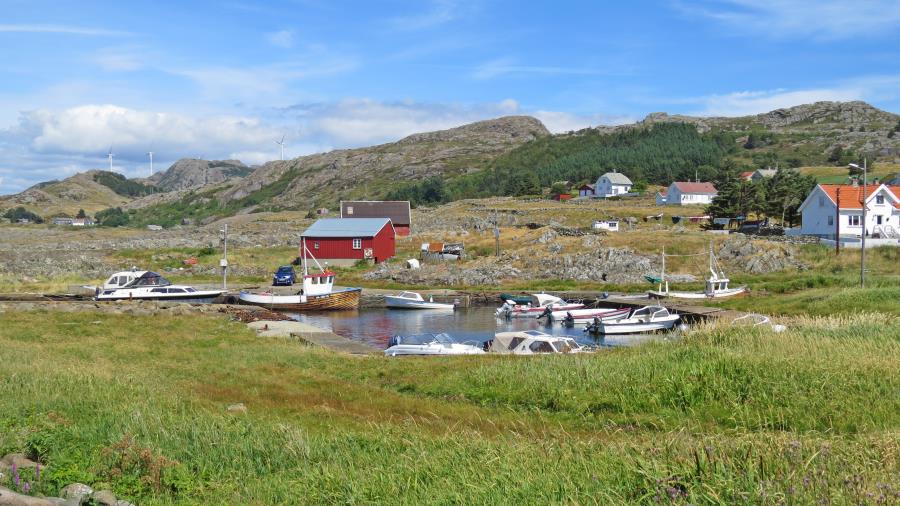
0,308,897,504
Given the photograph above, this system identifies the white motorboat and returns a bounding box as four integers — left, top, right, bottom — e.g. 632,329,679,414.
648,243,747,299
94,269,226,302
487,330,592,354
560,307,631,327
384,291,457,310
591,305,680,335
384,333,485,356
541,306,630,324
495,293,584,319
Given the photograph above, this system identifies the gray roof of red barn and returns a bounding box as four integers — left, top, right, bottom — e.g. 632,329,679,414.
301,218,393,238
341,200,411,226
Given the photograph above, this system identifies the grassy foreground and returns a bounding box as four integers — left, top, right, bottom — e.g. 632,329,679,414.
0,309,898,504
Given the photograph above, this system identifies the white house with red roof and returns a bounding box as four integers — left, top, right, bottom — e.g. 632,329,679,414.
657,181,718,206
799,183,900,238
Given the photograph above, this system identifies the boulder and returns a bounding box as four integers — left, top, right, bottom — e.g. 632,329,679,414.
0,487,58,506
0,454,39,473
59,484,92,505
89,490,116,506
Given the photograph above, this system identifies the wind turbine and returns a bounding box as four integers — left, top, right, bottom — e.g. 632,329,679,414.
275,135,285,161
107,147,114,172
147,151,154,177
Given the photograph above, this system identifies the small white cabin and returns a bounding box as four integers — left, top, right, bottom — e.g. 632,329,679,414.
592,220,619,232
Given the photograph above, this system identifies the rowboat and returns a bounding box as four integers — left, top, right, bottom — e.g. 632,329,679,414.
588,305,680,335
239,238,361,311
385,291,457,310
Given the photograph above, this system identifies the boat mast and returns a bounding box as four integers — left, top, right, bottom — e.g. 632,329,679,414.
302,237,308,277
660,247,668,294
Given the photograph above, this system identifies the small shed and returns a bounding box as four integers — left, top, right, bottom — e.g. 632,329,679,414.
578,184,595,197
301,217,396,265
551,194,573,201
341,201,411,236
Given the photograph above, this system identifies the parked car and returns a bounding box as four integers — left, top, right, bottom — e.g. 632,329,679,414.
272,265,296,286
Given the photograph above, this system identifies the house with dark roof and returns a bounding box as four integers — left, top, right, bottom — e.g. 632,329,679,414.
594,172,633,197
340,201,411,236
301,218,396,265
799,183,900,239
659,182,718,206
577,183,595,197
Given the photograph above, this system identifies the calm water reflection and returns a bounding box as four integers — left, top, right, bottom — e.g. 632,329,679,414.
288,307,662,349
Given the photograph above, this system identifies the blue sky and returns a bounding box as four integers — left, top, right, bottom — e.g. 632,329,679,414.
2,0,900,194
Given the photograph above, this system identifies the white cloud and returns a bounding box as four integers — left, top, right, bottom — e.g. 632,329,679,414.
472,58,617,80
266,30,295,48
389,0,463,30
677,0,900,39
532,110,636,133
0,24,131,36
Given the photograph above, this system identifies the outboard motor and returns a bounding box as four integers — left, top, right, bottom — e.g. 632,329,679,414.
563,312,575,328
538,305,553,320
387,335,402,348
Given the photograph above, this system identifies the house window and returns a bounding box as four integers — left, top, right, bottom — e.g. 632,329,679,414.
849,215,861,227
346,206,353,215
876,215,883,225
314,241,320,250
818,196,824,207
827,216,834,226
875,195,885,204
352,238,362,249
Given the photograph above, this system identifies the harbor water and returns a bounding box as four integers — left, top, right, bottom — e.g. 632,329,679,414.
289,307,667,349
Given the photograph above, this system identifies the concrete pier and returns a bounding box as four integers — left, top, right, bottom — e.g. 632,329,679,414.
247,320,378,355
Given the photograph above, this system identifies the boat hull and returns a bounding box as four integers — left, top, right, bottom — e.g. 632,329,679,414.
384,344,485,356
95,291,225,303
647,286,747,299
384,296,455,310
238,288,361,311
597,316,680,335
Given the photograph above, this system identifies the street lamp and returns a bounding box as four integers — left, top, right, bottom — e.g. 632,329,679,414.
848,160,867,288
219,224,228,290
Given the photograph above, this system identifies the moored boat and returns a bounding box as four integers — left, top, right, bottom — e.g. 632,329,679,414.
94,270,225,302
385,291,457,310
495,293,585,319
238,238,361,311
384,333,485,356
486,330,592,354
647,243,747,299
560,307,631,327
588,305,680,335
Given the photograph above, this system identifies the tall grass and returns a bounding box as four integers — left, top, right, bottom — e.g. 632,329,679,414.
0,310,897,503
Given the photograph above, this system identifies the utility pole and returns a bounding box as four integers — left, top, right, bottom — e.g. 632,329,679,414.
220,223,228,290
861,158,867,288
835,187,840,255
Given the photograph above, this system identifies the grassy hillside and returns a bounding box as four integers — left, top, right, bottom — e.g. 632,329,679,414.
798,164,899,184
0,309,896,503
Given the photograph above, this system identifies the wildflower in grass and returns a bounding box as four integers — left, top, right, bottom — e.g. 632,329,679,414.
34,463,40,481
22,482,30,493
11,462,19,488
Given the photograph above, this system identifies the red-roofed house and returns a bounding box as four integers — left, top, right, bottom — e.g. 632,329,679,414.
739,171,755,181
658,182,718,206
799,183,900,238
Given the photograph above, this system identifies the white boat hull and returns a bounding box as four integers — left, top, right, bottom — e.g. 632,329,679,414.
598,315,680,335
385,343,485,356
384,296,455,310
648,286,747,299
96,289,225,302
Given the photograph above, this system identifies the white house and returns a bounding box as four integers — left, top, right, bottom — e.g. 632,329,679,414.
798,183,900,238
660,182,718,206
594,172,632,197
751,169,778,182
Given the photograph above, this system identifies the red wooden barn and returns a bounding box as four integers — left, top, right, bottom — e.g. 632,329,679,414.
301,218,396,265
340,200,412,236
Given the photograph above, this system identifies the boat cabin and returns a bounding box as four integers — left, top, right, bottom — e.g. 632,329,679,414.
705,275,731,295
302,271,335,297
490,330,584,354
102,270,172,290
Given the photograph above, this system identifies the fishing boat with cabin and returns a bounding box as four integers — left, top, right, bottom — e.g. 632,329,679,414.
647,243,747,299
238,238,361,311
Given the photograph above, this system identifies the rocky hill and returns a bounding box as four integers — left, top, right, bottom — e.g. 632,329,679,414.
639,101,900,160
0,170,135,217
219,115,549,207
149,158,254,191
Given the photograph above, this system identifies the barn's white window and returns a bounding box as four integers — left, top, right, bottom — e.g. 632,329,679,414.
314,241,320,250
346,206,354,215
352,238,362,249
849,215,861,227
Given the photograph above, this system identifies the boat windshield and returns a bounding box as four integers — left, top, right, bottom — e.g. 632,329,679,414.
124,271,172,288
552,339,581,353
395,333,454,345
